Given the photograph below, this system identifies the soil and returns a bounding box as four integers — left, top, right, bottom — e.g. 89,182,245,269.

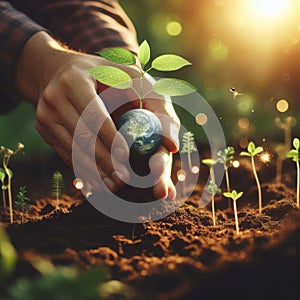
1,156,300,300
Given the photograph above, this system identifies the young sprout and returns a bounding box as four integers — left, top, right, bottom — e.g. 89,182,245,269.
2,143,24,223
202,158,217,182
206,180,221,226
0,168,6,210
275,116,296,150
285,137,300,207
52,171,65,209
88,40,195,109
223,190,243,235
274,143,287,184
240,141,263,213
180,131,197,172
15,186,31,224
217,146,235,209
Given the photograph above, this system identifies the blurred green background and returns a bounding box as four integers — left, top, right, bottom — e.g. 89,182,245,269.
1,0,300,159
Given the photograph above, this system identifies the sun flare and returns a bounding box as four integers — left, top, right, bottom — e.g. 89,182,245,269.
252,0,290,19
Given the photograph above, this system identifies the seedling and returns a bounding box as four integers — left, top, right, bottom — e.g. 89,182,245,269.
88,40,195,157
274,116,296,184
1,143,24,223
52,171,65,209
240,141,263,213
217,146,235,209
285,137,300,207
0,167,6,210
88,40,195,109
15,186,31,224
202,158,217,182
206,180,221,226
223,190,243,235
180,131,197,172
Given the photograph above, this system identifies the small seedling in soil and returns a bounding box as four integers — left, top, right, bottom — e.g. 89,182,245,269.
52,171,65,209
0,167,6,210
88,40,195,157
285,137,300,207
15,186,31,224
202,158,217,182
206,180,221,226
217,146,235,208
240,141,263,213
1,143,24,223
223,190,243,235
180,131,197,172
274,116,296,184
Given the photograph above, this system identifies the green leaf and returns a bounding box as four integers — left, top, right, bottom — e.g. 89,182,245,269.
2,185,8,190
202,158,217,167
0,228,17,282
138,40,151,67
223,192,232,198
153,78,196,96
88,66,132,89
253,146,263,156
0,168,5,182
247,141,255,153
240,151,251,157
96,48,136,65
236,191,244,199
151,54,192,71
286,149,298,158
293,138,300,150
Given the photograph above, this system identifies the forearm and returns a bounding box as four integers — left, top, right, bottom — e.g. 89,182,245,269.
15,31,75,104
0,2,47,113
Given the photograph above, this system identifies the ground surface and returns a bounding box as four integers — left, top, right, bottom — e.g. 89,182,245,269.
1,169,300,300
0,153,300,299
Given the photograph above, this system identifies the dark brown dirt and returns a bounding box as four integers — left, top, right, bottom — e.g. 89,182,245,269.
2,176,300,299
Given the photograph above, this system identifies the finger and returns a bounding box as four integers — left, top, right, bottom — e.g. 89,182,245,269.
149,146,174,199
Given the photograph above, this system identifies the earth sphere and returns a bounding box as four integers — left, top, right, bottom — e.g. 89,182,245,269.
116,109,162,157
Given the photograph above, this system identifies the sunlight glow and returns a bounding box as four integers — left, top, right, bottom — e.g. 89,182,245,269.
73,178,84,190
177,170,187,182
260,152,271,163
191,166,200,174
232,160,240,168
253,0,289,18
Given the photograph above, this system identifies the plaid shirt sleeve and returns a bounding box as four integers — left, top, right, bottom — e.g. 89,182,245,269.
0,0,139,114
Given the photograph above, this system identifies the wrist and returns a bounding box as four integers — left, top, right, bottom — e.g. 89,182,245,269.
16,31,74,104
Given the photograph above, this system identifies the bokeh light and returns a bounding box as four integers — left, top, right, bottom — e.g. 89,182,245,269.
232,160,240,168
73,178,84,190
191,166,200,174
166,21,182,36
260,152,271,163
177,170,187,182
276,99,289,113
237,117,250,130
195,113,208,126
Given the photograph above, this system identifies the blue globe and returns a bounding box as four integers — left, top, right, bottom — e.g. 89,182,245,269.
117,109,162,157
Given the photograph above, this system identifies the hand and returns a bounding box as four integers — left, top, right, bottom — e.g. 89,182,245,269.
16,32,180,199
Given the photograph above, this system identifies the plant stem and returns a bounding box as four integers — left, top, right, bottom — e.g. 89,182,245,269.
7,176,13,223
233,200,240,235
2,189,6,210
211,195,216,226
297,160,300,207
21,207,24,224
251,156,262,213
225,167,232,209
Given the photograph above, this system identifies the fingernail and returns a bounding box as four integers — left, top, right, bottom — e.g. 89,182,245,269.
103,177,116,192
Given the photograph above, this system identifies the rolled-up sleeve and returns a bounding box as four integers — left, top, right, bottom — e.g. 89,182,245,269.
0,0,138,114
0,2,47,113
